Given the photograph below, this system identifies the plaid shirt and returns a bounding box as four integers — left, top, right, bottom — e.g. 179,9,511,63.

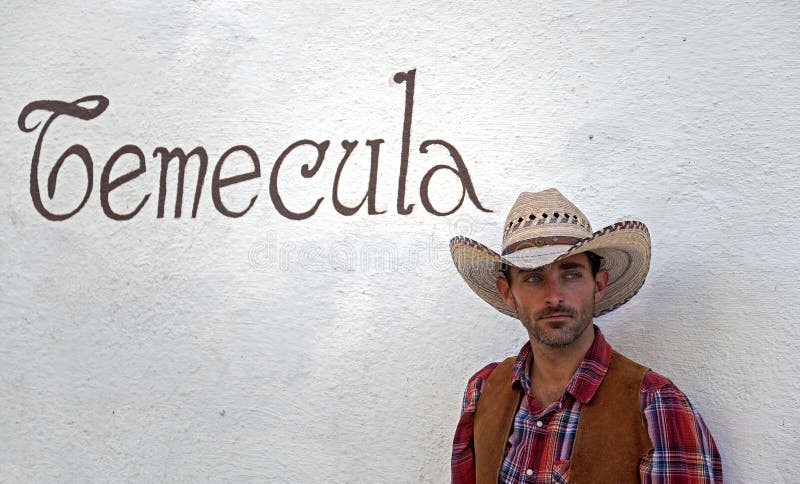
452,327,722,483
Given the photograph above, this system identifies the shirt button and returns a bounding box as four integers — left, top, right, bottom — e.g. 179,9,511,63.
526,468,533,476
535,420,543,428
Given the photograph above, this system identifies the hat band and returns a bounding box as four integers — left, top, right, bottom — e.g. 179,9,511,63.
502,236,582,256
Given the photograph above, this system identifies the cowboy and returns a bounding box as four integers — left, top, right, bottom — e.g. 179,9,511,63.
450,189,722,483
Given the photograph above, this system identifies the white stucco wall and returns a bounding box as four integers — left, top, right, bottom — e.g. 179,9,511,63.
1,1,798,482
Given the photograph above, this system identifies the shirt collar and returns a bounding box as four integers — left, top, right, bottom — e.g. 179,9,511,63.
510,325,612,404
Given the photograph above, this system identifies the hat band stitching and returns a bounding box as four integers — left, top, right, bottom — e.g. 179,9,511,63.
502,236,582,256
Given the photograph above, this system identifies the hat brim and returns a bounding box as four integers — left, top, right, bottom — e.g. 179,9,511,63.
450,220,650,318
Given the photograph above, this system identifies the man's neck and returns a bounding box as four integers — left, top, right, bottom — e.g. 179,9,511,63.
528,325,596,404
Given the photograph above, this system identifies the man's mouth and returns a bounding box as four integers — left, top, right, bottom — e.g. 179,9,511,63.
536,305,576,321
540,313,572,319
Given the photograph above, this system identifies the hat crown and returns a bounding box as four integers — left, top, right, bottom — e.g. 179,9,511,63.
502,188,593,248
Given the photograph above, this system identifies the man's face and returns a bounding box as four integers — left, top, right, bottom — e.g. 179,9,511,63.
496,253,609,347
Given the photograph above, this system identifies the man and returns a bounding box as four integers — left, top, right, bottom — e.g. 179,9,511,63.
449,189,721,483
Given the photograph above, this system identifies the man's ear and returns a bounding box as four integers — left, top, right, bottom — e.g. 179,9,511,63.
593,269,610,303
496,274,516,310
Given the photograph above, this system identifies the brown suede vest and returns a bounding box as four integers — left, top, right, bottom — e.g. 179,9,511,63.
473,350,653,484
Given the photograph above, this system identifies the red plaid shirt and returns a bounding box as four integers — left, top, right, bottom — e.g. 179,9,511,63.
452,327,722,483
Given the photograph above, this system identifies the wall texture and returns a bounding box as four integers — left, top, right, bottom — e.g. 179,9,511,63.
1,1,798,482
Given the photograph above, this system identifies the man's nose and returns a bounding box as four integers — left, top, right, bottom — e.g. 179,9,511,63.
543,278,565,305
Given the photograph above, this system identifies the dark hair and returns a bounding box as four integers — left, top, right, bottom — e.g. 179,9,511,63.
584,251,603,277
501,251,603,280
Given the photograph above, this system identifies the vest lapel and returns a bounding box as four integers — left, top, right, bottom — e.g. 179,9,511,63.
473,357,521,484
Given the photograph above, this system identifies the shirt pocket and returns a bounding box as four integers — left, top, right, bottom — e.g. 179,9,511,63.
551,460,570,483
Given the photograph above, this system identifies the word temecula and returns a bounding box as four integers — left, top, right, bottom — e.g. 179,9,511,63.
18,69,491,221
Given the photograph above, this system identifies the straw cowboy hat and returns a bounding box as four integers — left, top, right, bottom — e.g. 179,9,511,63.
450,188,651,317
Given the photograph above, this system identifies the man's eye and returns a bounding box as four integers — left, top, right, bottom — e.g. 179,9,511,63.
565,272,581,279
525,276,542,283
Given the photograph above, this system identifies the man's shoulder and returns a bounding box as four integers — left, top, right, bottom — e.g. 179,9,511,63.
465,361,502,391
608,349,685,396
640,370,696,408
469,361,501,380
458,361,501,414
641,370,675,392
460,355,519,408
